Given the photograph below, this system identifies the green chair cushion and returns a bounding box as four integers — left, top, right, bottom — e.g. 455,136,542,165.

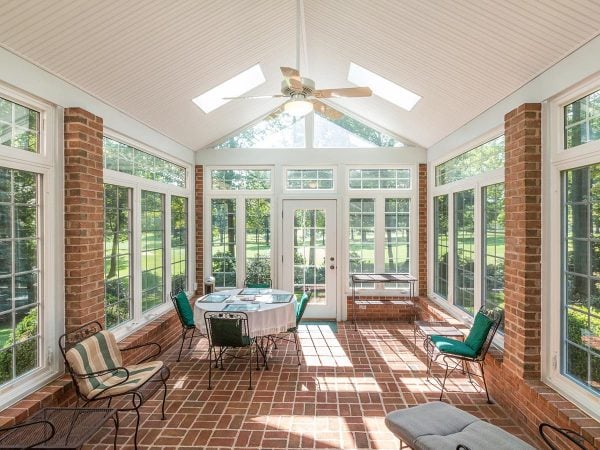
464,312,495,354
295,292,311,325
430,335,477,358
246,282,270,289
209,318,251,347
175,291,195,327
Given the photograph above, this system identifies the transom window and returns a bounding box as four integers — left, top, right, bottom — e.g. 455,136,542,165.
435,135,505,186
286,169,334,190
349,168,410,190
211,169,271,190
0,97,39,153
103,137,186,188
564,88,600,149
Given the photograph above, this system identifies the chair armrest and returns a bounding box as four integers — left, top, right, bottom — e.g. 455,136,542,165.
73,366,130,380
0,419,55,448
539,423,594,449
120,342,161,363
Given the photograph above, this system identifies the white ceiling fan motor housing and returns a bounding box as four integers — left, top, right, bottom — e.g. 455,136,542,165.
281,77,315,97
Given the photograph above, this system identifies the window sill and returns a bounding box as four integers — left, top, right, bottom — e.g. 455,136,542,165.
0,367,63,412
112,302,174,342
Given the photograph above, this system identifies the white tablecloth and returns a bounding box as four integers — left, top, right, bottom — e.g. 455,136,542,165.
194,288,297,338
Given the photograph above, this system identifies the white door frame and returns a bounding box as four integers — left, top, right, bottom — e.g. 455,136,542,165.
281,199,338,319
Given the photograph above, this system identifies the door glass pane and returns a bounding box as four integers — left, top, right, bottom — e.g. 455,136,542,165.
384,198,410,289
562,165,600,394
483,183,505,331
454,189,475,314
171,196,188,294
211,199,236,288
141,191,165,312
294,209,326,304
434,195,449,299
245,199,271,285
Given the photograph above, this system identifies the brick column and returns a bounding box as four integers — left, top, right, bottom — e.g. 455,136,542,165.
64,108,105,331
418,163,427,295
195,165,204,295
503,103,542,379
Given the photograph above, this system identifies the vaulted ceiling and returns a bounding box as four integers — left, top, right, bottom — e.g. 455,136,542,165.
1,0,599,151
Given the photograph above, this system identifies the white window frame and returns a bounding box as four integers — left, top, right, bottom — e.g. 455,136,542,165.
544,75,600,421
204,166,275,290
283,166,337,193
103,130,193,341
427,128,505,342
0,83,63,410
343,165,418,296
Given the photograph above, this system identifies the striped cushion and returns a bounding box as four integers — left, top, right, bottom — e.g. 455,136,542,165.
65,330,123,397
88,360,163,399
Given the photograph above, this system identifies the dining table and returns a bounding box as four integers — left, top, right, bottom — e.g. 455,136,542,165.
193,288,297,338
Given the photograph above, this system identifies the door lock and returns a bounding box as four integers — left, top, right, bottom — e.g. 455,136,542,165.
330,265,335,269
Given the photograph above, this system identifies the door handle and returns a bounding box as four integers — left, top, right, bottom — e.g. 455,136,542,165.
330,265,335,269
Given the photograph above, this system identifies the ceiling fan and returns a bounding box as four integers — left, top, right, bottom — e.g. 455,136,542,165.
223,0,372,117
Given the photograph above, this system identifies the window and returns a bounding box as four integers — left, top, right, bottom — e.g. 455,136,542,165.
215,110,305,149
384,199,410,273
103,137,186,188
141,191,165,312
0,168,40,386
211,169,271,190
483,183,505,320
349,199,375,286
103,184,132,329
171,196,188,294
245,198,271,284
562,165,600,395
0,97,39,153
211,102,406,149
313,106,404,148
564,88,600,149
454,189,475,314
349,169,411,190
435,135,504,186
211,199,236,288
347,166,415,291
286,169,334,190
433,195,449,299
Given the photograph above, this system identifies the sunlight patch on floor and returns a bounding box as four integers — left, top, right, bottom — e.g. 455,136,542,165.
315,376,382,392
298,325,352,367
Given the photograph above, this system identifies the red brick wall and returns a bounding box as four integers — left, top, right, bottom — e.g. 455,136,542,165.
195,165,204,295
503,103,542,379
346,296,418,322
63,108,105,331
418,163,427,295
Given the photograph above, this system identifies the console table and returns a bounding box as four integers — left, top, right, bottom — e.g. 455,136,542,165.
350,273,417,329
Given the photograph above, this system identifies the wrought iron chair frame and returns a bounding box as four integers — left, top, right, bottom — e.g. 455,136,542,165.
59,321,170,450
539,422,595,449
424,307,503,403
169,289,206,361
204,311,266,390
0,420,55,449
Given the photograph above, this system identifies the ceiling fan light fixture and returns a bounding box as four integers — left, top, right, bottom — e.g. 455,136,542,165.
284,97,313,117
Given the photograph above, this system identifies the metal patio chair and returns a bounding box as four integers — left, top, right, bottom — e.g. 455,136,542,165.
269,290,312,365
170,289,206,361
425,307,503,403
59,321,170,450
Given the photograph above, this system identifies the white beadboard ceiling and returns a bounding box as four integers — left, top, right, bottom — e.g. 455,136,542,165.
0,0,599,151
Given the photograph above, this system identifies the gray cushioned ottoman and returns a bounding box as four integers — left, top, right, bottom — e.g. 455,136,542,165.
385,401,535,450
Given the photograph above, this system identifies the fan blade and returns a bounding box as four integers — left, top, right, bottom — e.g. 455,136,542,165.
311,100,343,120
280,66,303,91
222,94,287,99
313,86,372,98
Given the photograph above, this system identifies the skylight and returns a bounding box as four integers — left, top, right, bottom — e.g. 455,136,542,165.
192,64,265,113
348,62,421,111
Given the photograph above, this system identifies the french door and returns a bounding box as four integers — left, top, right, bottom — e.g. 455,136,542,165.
282,199,337,319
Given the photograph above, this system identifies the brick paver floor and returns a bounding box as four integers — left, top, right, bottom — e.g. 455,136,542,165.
84,322,537,449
